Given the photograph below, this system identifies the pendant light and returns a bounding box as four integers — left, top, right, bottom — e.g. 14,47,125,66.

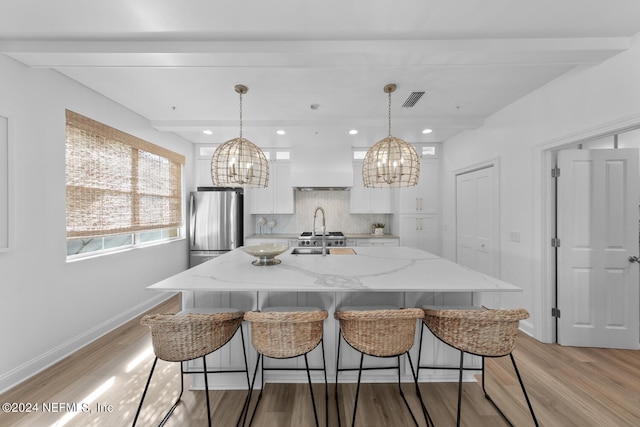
362,84,419,188
211,84,269,188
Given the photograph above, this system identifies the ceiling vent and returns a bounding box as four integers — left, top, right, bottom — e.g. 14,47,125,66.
402,91,425,108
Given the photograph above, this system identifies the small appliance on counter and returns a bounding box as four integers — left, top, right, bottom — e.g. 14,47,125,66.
189,187,243,267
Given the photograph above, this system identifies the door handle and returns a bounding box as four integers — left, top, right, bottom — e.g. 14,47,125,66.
190,194,196,246
629,256,640,263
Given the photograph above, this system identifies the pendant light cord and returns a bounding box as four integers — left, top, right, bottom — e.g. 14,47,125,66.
388,89,392,138
239,91,243,141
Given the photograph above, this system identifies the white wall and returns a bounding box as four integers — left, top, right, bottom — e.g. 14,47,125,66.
441,35,640,342
0,55,194,392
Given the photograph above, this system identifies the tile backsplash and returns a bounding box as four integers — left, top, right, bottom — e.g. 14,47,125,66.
251,190,389,234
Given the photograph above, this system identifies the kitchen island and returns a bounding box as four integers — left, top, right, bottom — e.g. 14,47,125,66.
147,246,521,388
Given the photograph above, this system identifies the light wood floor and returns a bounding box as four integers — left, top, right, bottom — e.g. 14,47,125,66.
1,295,639,426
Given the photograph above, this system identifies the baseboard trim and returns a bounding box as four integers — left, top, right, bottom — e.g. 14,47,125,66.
0,293,174,394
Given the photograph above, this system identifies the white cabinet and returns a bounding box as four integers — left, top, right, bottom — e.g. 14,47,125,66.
196,158,214,187
250,161,294,214
399,214,439,255
355,237,399,247
350,161,392,213
398,158,439,214
397,145,441,255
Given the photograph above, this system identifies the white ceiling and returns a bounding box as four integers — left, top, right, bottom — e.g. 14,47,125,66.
1,0,639,148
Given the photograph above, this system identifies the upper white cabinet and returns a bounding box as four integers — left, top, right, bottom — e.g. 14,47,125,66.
350,161,392,213
250,150,294,214
398,156,439,213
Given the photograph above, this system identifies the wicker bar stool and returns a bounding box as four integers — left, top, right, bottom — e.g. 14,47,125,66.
132,308,249,427
421,307,539,427
334,307,434,427
243,307,329,427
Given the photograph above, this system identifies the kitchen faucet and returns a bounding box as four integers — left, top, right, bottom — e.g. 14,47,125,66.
313,206,327,256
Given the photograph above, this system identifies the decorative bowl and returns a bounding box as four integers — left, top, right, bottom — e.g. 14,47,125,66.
242,243,289,266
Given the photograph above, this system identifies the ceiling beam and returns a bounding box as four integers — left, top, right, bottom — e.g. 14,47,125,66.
1,38,630,68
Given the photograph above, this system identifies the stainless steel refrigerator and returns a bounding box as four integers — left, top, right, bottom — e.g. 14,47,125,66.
189,187,244,267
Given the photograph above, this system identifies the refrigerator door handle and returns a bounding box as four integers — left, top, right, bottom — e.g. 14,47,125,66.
189,193,196,246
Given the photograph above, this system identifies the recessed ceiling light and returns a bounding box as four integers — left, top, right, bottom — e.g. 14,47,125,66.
202,130,213,135
422,129,433,134
349,129,358,135
276,130,286,135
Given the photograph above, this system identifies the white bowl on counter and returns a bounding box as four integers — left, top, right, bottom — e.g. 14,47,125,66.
242,243,289,266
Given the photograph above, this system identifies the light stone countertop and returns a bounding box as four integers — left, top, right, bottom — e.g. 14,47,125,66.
244,233,399,239
149,246,520,293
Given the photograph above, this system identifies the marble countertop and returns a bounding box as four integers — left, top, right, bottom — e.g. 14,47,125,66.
149,246,520,293
244,233,399,239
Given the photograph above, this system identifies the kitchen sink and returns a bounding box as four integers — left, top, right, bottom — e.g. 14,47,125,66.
291,247,330,255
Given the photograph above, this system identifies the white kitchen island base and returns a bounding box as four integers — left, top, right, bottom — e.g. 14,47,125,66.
148,247,521,389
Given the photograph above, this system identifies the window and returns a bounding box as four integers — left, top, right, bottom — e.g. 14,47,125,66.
65,110,184,258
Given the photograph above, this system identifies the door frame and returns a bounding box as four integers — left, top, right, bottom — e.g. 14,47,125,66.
534,115,640,344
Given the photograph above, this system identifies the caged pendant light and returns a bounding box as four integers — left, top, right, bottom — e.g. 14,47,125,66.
362,84,419,188
211,84,269,188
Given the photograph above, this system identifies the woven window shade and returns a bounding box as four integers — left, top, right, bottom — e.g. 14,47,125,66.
65,110,184,239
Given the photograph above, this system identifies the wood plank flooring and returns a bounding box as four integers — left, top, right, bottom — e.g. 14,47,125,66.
1,295,639,426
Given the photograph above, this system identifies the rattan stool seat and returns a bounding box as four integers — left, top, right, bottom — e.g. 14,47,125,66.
133,309,249,427
142,311,244,362
420,306,538,427
243,307,328,427
334,307,433,427
244,308,327,358
335,307,423,357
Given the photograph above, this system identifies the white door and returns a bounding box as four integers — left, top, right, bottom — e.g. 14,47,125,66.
557,149,639,349
455,166,498,278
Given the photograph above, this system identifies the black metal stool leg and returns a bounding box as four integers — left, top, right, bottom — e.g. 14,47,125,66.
132,356,159,426
320,338,328,427
351,352,365,427
510,353,539,426
239,352,261,427
481,354,539,427
407,351,435,427
246,354,263,427
416,320,425,382
236,327,252,427
133,357,187,427
304,353,320,427
157,361,186,427
456,351,464,427
202,357,212,427
396,355,420,426
335,333,342,427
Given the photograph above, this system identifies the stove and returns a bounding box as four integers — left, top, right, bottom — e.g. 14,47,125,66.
298,231,346,247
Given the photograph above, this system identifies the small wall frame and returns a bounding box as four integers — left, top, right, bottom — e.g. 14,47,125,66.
0,114,11,251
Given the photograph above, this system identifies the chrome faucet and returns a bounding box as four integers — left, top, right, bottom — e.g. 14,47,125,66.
313,206,327,256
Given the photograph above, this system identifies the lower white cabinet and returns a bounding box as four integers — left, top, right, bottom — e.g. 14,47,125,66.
355,237,399,247
398,214,439,255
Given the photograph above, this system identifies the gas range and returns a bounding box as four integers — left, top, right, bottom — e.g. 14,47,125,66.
298,231,346,247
